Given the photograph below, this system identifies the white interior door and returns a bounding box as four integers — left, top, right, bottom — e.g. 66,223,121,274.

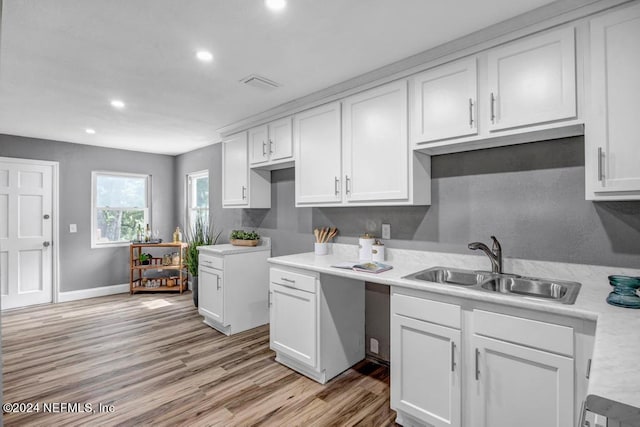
1,158,54,310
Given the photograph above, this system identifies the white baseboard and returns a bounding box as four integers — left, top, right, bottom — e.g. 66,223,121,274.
58,283,129,303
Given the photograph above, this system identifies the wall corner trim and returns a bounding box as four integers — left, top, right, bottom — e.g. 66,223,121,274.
58,284,129,303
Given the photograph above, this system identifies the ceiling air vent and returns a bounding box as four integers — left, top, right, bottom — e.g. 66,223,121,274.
240,74,280,90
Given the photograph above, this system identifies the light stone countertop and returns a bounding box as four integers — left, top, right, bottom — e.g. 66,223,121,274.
198,237,271,256
268,243,640,425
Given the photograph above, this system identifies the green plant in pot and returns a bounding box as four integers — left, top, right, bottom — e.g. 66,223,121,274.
139,252,152,265
185,215,221,307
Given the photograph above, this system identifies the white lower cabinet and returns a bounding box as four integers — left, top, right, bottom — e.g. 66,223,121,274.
270,282,317,368
391,296,461,427
471,335,574,427
391,288,580,427
198,247,270,336
269,266,365,384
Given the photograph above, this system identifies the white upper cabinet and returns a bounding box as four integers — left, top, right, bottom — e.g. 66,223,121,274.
586,2,640,200
222,132,270,208
249,117,293,169
248,125,269,166
487,27,577,131
294,102,343,206
410,57,478,144
343,80,409,203
295,82,430,207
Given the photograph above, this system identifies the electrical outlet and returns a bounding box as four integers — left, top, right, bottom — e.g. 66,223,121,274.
69,224,77,233
370,338,379,354
381,223,391,240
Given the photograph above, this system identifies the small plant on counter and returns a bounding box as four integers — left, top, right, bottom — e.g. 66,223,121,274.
230,230,260,240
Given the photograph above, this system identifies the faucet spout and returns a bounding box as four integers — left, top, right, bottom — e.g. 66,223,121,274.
468,236,503,273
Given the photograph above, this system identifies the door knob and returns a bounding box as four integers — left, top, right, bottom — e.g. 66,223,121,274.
43,241,50,247
43,214,50,219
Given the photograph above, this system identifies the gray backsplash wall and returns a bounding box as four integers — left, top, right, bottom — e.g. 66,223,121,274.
248,136,640,268
0,134,176,292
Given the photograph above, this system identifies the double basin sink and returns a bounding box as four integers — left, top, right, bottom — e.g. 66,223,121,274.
402,266,581,304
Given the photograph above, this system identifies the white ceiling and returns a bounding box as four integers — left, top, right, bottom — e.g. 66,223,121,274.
0,0,557,155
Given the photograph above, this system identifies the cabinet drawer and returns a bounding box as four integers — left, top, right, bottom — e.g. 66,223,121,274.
200,254,223,270
270,268,316,293
473,309,573,356
392,292,461,329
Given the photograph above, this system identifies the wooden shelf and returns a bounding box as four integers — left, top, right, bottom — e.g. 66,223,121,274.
130,242,188,295
132,264,184,271
131,285,187,294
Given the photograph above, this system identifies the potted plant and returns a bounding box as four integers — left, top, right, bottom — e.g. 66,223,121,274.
230,230,260,246
185,215,221,307
138,252,152,265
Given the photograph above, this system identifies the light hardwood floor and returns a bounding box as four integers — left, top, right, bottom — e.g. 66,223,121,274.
2,293,397,426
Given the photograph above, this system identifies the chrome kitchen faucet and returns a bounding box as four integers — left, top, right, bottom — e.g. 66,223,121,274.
468,236,503,273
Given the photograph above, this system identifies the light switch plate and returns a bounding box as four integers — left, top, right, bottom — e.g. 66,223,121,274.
381,223,391,240
69,224,77,233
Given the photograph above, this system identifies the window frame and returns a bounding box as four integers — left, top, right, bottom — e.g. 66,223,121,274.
186,170,209,232
91,171,151,248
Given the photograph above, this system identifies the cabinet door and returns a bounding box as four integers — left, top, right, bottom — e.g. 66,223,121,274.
249,125,269,166
269,117,293,161
269,283,317,368
391,314,461,427
294,102,342,206
222,132,248,207
487,27,576,131
411,57,478,144
471,334,574,427
199,268,224,325
343,80,408,202
587,3,640,196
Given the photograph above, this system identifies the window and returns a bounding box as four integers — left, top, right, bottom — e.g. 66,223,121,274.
186,170,209,231
92,171,150,247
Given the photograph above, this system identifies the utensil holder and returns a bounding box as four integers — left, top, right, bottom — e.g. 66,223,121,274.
314,242,328,256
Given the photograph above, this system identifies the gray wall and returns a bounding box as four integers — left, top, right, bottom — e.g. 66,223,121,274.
237,136,640,268
0,134,176,292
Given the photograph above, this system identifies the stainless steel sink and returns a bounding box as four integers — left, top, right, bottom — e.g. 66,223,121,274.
406,267,490,286
480,276,581,304
402,267,581,305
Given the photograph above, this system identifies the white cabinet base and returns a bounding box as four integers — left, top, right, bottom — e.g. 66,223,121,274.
269,268,365,384
199,247,270,336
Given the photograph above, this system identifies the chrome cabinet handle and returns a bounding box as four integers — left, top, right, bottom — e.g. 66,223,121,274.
490,93,496,124
241,186,247,200
281,277,295,284
475,348,480,380
451,341,456,372
216,275,221,290
269,139,274,154
469,98,474,127
345,175,351,195
334,176,340,196
586,359,592,379
597,147,604,181
262,140,267,156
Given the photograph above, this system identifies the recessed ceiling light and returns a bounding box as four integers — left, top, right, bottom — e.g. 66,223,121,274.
196,50,213,62
265,0,286,12
110,99,125,109
85,128,96,134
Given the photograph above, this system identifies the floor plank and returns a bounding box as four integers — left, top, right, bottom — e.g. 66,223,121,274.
2,293,397,426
